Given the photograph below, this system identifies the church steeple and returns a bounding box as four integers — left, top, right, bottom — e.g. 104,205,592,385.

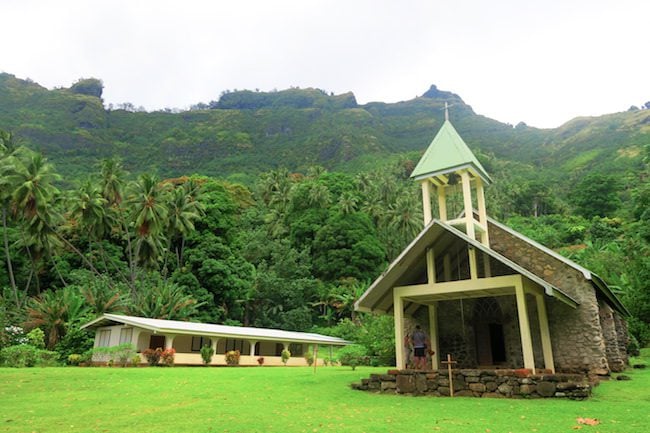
411,111,491,247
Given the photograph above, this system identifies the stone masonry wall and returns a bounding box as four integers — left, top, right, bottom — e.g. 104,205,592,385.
599,302,626,373
613,312,630,370
352,369,591,400
489,222,610,374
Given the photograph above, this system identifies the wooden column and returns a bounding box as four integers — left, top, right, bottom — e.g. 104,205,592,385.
460,171,475,239
437,185,448,221
393,292,405,369
421,180,433,226
426,248,436,285
535,294,555,373
164,335,175,350
515,282,535,371
443,254,452,282
428,303,440,370
475,177,490,247
210,338,219,357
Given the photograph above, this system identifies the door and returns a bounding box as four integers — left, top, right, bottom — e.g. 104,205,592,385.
475,322,493,365
475,322,506,366
149,335,166,350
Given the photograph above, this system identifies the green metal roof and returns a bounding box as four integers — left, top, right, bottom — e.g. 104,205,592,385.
410,120,492,184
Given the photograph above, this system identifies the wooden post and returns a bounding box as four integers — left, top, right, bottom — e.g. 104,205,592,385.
441,354,457,397
394,292,405,369
515,282,536,371
428,304,439,370
313,344,319,373
421,180,432,226
535,294,555,373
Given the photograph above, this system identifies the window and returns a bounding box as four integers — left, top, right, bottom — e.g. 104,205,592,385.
191,336,212,352
225,339,249,354
119,328,133,345
97,330,111,347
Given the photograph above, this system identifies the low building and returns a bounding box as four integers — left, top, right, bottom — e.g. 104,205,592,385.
81,313,349,366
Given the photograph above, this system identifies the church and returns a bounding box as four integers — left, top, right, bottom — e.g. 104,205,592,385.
354,109,629,376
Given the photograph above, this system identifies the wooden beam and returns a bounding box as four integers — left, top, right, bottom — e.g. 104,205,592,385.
395,274,522,298
515,281,535,371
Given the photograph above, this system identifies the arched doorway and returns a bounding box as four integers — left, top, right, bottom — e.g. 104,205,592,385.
473,297,506,366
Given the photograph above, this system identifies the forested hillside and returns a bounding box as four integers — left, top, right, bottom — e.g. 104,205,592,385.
0,73,648,366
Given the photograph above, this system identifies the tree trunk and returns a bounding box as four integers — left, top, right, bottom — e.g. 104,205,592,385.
2,206,18,306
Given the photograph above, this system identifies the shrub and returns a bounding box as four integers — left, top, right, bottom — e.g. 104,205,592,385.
131,355,141,366
0,345,38,367
26,328,45,349
200,345,214,365
225,350,240,365
323,356,330,366
336,344,368,370
142,348,163,366
257,356,265,366
281,349,291,366
54,327,95,362
304,351,314,366
160,348,175,366
67,354,82,366
113,344,137,367
0,345,59,367
3,326,27,347
628,335,641,357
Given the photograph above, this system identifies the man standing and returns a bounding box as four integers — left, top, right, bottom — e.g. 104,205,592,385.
411,325,429,370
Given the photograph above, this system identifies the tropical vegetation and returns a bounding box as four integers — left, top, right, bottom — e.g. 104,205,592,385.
0,74,649,365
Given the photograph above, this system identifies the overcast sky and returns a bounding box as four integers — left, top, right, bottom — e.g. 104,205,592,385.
1,0,648,128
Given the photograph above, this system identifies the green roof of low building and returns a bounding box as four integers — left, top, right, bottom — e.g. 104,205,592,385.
410,120,492,184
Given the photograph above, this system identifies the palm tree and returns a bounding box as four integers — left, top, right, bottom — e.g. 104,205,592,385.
307,183,331,208
8,151,63,292
0,129,20,303
10,151,102,284
385,193,423,259
129,279,200,320
164,183,204,270
126,174,170,272
338,192,359,215
99,158,137,285
80,276,127,316
26,287,88,349
99,158,125,206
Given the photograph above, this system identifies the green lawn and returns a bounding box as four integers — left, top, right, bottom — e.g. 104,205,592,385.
1,351,649,433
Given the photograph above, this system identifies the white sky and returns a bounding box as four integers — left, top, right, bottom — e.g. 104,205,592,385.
1,0,648,128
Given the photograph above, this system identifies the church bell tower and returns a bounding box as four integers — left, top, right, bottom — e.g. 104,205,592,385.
410,104,492,247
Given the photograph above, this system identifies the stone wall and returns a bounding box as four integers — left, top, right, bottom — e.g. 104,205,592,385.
599,302,626,372
352,369,591,400
488,222,611,374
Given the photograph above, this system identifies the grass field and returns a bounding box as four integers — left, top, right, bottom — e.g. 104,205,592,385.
1,350,649,433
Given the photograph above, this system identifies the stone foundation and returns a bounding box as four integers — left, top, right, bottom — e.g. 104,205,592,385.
352,369,592,400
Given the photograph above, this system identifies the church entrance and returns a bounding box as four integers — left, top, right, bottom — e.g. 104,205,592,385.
473,298,507,366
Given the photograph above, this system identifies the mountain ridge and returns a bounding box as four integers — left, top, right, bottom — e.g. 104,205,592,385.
0,72,645,185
